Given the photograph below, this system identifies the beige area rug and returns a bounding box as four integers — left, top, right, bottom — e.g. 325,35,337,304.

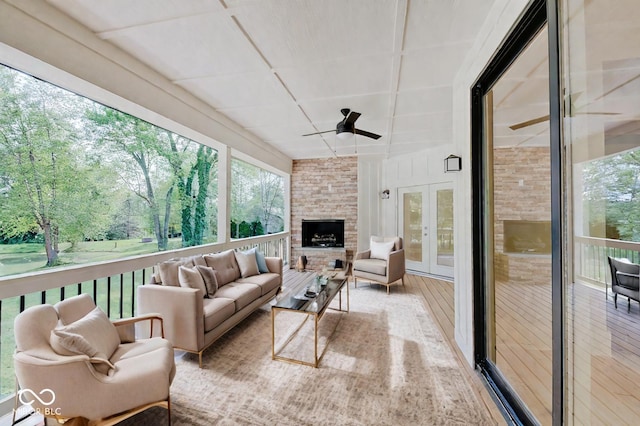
120,282,494,425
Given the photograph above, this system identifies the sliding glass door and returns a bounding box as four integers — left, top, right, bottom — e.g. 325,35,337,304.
563,0,640,424
472,2,553,423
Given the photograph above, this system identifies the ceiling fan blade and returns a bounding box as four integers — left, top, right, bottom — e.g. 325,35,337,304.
509,115,550,131
344,111,361,126
354,128,382,139
302,129,335,136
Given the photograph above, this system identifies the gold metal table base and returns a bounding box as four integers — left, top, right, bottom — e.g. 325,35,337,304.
271,280,349,368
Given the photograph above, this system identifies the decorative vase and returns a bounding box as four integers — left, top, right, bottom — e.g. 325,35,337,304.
296,255,308,272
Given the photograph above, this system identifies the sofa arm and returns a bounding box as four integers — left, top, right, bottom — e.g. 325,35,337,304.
265,257,283,275
137,285,204,353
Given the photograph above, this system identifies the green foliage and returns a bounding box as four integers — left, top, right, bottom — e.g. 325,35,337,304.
583,150,640,241
0,67,115,265
0,65,221,275
231,158,284,236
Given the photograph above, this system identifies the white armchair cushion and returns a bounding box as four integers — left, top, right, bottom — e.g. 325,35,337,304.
370,240,395,260
50,306,120,375
179,265,209,297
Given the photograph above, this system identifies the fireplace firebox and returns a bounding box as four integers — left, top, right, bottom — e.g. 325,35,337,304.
302,219,345,248
503,220,551,254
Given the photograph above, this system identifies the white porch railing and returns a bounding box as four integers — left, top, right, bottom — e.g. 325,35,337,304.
0,232,290,406
574,235,640,287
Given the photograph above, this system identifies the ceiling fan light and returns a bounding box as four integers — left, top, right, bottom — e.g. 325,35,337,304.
337,131,353,140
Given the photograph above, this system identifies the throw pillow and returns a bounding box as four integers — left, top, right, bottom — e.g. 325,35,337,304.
204,250,240,286
178,265,209,298
157,259,184,286
370,240,395,260
241,247,269,273
50,306,121,375
255,250,269,273
196,265,218,297
235,250,259,278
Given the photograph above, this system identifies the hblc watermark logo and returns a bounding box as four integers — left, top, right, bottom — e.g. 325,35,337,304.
15,388,62,417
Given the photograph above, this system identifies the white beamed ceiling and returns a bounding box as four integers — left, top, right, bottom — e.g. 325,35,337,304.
41,0,495,159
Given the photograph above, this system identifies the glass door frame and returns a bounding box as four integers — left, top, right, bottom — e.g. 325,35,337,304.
471,0,564,424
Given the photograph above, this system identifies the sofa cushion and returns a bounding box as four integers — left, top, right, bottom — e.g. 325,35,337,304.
189,255,207,267
178,266,208,298
202,297,236,332
204,250,241,287
50,306,121,375
196,265,218,297
235,250,259,278
157,259,188,287
370,240,395,260
354,258,387,276
237,273,280,296
255,250,269,273
215,283,262,311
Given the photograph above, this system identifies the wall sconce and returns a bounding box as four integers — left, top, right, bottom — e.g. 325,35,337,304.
381,189,390,199
444,154,462,172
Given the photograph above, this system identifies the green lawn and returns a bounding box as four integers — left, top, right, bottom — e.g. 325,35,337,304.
0,238,184,277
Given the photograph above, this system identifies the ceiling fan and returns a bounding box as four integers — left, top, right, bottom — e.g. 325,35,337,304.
303,108,382,140
509,92,620,131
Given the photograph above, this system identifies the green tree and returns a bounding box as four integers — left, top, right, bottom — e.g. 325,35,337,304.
0,68,112,266
231,159,284,237
165,133,217,247
86,107,173,250
583,150,640,240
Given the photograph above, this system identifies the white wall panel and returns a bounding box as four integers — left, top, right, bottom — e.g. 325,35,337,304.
451,0,531,366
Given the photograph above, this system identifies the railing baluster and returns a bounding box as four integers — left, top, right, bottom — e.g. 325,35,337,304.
93,280,98,303
131,271,136,317
120,274,124,319
60,286,65,301
41,291,46,305
19,295,25,313
107,276,112,318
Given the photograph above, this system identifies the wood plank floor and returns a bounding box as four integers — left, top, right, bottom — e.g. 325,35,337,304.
491,277,640,425
282,269,507,424
337,269,640,425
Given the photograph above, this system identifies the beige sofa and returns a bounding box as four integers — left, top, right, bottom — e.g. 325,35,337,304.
138,249,282,367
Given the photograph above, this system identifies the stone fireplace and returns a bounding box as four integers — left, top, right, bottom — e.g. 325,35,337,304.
291,157,357,271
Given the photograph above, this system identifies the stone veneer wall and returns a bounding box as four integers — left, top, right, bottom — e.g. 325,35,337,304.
493,147,551,284
290,157,357,271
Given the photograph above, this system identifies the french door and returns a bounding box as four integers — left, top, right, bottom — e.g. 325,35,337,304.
398,183,453,278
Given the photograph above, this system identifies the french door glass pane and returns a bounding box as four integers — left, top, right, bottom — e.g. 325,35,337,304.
436,189,454,267
403,192,422,262
563,0,640,423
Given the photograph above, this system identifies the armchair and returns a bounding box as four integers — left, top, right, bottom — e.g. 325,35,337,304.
13,293,175,425
608,256,640,312
353,236,405,294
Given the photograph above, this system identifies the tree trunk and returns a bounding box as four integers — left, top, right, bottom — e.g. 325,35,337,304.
42,222,58,266
161,186,173,250
193,148,212,245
